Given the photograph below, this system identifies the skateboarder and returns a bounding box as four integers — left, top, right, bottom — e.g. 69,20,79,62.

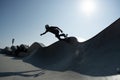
40,24,67,40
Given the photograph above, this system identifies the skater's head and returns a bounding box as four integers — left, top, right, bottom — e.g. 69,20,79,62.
45,24,49,29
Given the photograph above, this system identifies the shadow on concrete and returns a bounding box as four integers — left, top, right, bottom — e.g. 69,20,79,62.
0,69,45,77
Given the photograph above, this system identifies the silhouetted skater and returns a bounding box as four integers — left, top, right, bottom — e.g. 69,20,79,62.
40,24,67,40
12,38,15,46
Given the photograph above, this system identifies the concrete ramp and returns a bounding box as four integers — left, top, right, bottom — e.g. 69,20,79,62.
23,38,79,71
73,18,120,76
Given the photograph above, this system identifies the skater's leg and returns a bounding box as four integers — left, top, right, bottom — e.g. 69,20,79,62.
59,33,68,38
55,34,61,40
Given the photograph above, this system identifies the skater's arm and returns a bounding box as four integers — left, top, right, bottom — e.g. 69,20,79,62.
40,30,48,36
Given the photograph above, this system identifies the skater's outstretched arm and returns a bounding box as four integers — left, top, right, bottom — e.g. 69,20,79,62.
40,30,48,36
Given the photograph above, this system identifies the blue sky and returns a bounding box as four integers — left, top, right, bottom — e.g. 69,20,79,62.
0,0,120,48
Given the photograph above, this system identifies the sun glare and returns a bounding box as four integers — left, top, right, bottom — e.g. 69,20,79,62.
77,37,86,42
80,0,96,16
